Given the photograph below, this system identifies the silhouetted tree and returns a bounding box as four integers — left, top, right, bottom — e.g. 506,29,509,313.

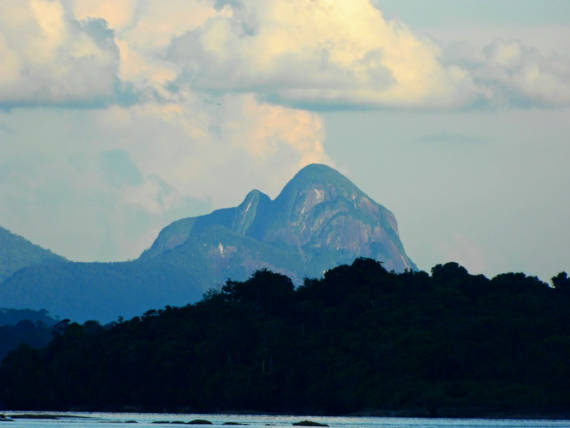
552,272,570,292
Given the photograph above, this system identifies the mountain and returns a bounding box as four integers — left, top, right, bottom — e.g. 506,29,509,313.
0,164,416,322
142,164,416,277
0,226,65,283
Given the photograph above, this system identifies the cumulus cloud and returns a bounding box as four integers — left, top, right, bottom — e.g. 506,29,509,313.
2,0,569,109
168,0,477,109
0,0,119,106
164,0,570,109
443,39,570,107
71,0,230,97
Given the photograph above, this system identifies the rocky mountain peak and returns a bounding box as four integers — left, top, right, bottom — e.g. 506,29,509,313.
258,165,404,265
142,164,415,272
277,164,358,201
272,164,372,221
286,163,352,186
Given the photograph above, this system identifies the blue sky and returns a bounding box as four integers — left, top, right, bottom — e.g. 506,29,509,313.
0,0,568,280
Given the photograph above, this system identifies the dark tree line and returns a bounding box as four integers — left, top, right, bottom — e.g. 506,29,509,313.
0,321,54,362
1,259,569,416
0,309,58,361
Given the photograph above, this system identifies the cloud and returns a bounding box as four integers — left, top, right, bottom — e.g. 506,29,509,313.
2,1,569,110
168,0,477,109
443,39,570,107
70,0,230,99
70,0,137,31
0,0,119,106
165,0,570,110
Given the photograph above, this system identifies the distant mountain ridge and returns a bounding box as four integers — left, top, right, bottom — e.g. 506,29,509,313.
0,164,416,322
0,226,65,283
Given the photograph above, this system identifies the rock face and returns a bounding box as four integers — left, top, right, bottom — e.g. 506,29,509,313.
0,164,415,322
142,164,416,281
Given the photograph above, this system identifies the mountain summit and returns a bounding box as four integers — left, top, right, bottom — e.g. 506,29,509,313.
0,164,415,321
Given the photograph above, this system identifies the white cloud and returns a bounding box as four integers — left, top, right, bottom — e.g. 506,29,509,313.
444,39,570,107
70,0,137,31
168,0,478,108
0,0,119,106
70,0,231,97
2,1,569,109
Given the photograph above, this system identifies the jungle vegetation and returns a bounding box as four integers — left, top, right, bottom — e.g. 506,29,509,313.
1,259,569,416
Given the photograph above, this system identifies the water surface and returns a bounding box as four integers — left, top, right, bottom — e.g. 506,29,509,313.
1,412,569,428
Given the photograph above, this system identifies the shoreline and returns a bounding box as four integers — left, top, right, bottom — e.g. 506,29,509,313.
3,408,570,421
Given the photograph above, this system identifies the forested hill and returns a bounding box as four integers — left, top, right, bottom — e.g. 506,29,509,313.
0,226,65,282
1,259,569,417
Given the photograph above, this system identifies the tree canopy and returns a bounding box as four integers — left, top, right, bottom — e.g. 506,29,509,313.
1,259,569,417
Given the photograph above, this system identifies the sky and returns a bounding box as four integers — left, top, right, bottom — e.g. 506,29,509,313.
0,0,568,281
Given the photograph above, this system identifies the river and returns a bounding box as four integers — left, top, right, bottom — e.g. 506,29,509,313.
1,412,569,427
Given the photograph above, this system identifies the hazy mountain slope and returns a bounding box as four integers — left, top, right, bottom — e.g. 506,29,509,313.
0,226,65,283
0,308,57,326
0,164,416,322
0,260,203,323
